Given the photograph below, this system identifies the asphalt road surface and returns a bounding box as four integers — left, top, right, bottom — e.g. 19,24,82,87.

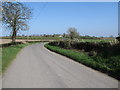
2,43,118,88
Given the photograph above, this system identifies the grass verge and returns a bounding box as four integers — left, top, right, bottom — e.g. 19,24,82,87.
2,43,36,73
44,44,120,80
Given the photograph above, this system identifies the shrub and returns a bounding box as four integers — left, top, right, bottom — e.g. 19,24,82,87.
116,36,120,42
49,41,120,58
88,51,97,56
1,42,23,48
45,44,120,80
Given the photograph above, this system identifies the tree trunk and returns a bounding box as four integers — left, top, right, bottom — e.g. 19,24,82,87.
12,28,16,43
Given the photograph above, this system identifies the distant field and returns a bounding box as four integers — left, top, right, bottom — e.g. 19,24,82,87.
0,39,52,44
0,39,26,44
1,36,62,40
80,39,116,43
1,36,116,43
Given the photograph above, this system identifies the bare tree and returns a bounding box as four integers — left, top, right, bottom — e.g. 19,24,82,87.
67,27,79,40
2,2,32,43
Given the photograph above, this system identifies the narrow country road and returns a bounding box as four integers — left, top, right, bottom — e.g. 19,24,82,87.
2,43,118,88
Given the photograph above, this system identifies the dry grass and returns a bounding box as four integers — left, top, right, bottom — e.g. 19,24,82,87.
0,39,50,44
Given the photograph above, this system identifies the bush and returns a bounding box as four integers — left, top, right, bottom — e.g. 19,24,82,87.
48,41,120,80
116,36,120,42
88,51,97,56
0,42,23,48
49,41,120,57
45,44,120,80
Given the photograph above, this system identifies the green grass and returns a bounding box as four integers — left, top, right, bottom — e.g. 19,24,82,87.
45,44,120,80
79,39,116,43
2,43,36,73
1,36,62,40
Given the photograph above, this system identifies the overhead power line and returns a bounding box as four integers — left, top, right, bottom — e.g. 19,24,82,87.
32,2,48,24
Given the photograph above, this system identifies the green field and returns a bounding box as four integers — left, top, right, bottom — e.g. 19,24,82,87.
45,44,120,80
1,36,62,40
1,36,116,43
79,39,116,43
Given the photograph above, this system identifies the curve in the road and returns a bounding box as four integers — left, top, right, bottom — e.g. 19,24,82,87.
2,43,118,88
